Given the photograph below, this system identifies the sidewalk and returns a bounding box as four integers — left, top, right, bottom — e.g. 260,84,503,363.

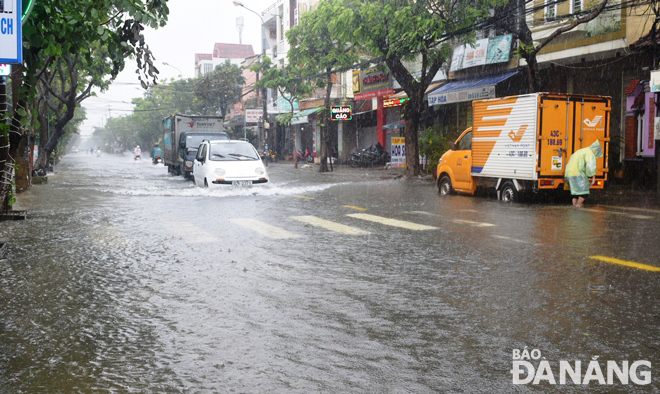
590,184,660,210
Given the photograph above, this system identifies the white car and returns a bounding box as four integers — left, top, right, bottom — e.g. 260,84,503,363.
193,140,269,187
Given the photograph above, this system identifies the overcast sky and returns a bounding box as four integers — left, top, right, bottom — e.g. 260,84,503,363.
80,0,273,136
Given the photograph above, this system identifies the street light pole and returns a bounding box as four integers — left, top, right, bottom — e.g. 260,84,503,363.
162,62,182,78
233,0,267,151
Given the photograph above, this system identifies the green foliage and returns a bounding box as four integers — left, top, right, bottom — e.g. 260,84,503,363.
418,124,459,175
195,60,244,117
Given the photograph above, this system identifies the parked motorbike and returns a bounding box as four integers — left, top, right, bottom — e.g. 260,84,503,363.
348,143,390,168
296,148,314,164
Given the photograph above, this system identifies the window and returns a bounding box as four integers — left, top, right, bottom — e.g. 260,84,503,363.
456,131,473,151
571,0,582,15
544,0,556,21
196,144,207,161
203,63,213,74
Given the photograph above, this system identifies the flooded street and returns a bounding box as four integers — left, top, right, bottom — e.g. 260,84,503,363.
1,153,658,392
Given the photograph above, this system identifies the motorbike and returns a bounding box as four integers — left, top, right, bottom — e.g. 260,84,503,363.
152,155,162,164
296,148,314,164
260,149,277,164
96,149,101,157
348,144,390,168
134,154,141,161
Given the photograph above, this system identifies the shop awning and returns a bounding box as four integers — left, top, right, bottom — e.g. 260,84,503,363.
291,107,323,125
387,80,447,100
427,71,517,106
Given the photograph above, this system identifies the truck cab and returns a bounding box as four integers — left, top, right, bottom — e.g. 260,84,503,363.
178,132,229,179
437,128,476,195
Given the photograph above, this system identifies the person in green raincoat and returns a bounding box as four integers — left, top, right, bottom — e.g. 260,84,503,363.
564,140,604,208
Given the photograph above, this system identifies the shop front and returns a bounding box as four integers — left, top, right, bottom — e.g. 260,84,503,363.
622,79,656,188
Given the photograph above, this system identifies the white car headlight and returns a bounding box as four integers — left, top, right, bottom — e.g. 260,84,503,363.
255,167,265,175
185,160,193,167
215,168,226,176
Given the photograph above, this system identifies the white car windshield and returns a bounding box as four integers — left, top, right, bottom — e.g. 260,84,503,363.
209,143,259,161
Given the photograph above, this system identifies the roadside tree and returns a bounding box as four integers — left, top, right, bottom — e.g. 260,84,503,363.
287,0,359,172
251,58,315,168
1,0,169,210
340,0,497,177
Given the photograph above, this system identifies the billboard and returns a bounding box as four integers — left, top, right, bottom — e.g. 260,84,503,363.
450,35,512,72
353,67,394,100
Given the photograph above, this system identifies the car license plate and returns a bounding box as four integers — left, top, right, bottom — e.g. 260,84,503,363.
232,180,252,187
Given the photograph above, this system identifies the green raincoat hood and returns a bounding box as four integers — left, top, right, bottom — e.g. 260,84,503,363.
589,140,603,159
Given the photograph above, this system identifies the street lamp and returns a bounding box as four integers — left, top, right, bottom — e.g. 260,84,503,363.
162,62,182,78
233,0,268,151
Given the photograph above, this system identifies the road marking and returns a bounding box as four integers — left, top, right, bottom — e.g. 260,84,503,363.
347,213,438,231
492,235,543,246
452,219,496,227
291,216,370,235
589,256,660,272
597,205,660,215
229,218,298,239
294,195,314,200
580,208,653,219
343,205,368,211
162,221,219,244
407,211,496,227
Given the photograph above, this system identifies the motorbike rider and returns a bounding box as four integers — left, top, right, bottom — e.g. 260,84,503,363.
133,145,141,160
150,143,163,163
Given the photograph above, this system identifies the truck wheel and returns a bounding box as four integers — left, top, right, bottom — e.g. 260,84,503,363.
438,175,453,196
500,181,518,203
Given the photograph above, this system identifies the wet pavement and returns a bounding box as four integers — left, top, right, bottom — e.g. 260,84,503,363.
0,153,658,393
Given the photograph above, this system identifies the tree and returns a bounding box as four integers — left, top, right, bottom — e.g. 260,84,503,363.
1,0,169,210
33,53,106,170
501,0,609,92
287,0,359,172
252,58,315,168
340,0,496,177
194,60,245,117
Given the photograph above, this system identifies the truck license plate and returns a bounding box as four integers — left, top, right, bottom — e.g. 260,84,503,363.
232,180,252,187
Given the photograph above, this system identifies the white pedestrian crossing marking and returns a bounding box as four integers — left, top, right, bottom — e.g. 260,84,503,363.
407,211,496,227
291,215,370,235
230,218,298,239
451,219,496,227
347,213,438,231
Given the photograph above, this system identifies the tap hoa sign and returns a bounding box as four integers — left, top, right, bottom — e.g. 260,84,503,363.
330,105,352,121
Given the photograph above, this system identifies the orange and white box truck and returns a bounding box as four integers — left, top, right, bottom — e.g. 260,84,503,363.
436,93,610,201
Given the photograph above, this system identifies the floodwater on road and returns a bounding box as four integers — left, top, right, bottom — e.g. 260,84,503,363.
0,152,658,393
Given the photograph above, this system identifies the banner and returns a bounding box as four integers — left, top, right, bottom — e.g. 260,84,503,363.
391,137,406,168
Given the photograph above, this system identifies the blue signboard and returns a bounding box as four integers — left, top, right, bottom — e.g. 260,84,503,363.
0,0,22,64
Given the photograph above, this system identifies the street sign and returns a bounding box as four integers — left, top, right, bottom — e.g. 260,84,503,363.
0,64,10,76
0,0,22,64
330,105,352,121
245,108,263,124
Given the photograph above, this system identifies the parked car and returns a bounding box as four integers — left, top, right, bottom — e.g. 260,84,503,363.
193,140,269,188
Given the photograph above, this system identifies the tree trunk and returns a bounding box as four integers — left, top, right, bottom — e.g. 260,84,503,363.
1,74,25,211
290,108,298,169
319,71,333,173
524,54,541,93
403,91,423,177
